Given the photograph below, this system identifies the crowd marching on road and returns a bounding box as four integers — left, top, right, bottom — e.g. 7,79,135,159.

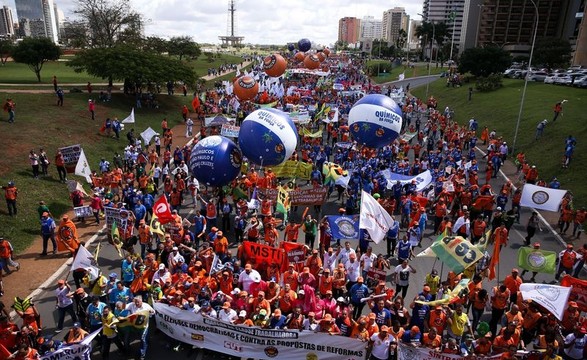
0,53,585,360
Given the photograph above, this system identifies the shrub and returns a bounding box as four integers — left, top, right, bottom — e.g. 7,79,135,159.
475,73,503,92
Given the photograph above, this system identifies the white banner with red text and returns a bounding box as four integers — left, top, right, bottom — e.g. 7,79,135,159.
154,303,366,360
398,342,503,360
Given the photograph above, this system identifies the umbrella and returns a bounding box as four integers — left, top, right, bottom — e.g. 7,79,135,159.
209,115,229,126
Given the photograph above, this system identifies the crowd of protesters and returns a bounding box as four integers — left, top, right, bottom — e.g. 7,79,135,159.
1,53,586,360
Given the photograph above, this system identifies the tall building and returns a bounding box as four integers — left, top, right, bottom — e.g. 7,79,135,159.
477,0,568,57
408,19,422,51
573,0,586,66
0,6,15,37
14,0,59,42
338,17,361,44
360,16,382,40
422,0,466,56
382,7,410,45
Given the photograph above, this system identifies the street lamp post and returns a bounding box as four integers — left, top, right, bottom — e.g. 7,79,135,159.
418,13,435,98
512,0,539,156
449,10,456,62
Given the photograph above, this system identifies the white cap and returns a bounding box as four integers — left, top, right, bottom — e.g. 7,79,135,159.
158,264,165,270
231,288,241,295
239,310,247,317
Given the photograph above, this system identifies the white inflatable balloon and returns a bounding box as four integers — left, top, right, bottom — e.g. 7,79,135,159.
348,94,403,148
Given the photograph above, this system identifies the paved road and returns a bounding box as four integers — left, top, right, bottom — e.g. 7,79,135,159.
13,76,572,360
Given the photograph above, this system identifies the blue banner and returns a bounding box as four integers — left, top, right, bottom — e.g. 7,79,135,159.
326,215,360,240
382,169,433,191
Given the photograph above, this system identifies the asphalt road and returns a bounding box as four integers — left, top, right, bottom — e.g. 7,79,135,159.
17,77,570,360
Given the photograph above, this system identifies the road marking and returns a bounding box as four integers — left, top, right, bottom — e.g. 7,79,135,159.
8,226,106,321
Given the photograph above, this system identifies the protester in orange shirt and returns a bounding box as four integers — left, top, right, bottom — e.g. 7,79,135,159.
489,284,510,337
503,268,523,304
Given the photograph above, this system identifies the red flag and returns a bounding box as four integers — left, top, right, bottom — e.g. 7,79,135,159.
0,343,12,360
560,275,587,312
281,241,307,272
153,195,174,224
488,242,501,280
243,241,287,272
191,96,200,111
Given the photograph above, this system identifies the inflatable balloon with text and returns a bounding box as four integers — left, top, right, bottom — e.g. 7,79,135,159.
233,76,259,101
263,54,287,77
190,136,242,187
304,54,320,70
238,108,298,166
297,38,311,52
348,94,403,148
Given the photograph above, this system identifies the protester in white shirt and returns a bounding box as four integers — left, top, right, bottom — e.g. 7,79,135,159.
360,247,377,278
218,302,238,323
323,247,337,272
345,253,361,289
369,326,396,360
238,264,261,293
337,241,356,265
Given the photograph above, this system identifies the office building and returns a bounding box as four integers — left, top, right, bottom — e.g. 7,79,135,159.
573,1,586,65
0,6,15,36
422,0,466,56
360,16,382,40
338,17,361,44
382,7,410,44
14,0,59,42
408,19,422,52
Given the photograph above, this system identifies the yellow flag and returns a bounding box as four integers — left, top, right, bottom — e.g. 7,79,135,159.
150,214,165,236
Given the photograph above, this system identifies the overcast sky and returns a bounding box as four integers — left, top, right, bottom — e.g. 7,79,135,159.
5,0,424,46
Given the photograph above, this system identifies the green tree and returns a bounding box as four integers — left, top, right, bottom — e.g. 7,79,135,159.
395,29,408,51
67,46,196,86
143,36,169,54
458,46,512,77
167,36,201,61
415,22,449,59
0,39,13,65
372,39,395,58
533,37,572,71
74,0,142,48
11,38,61,82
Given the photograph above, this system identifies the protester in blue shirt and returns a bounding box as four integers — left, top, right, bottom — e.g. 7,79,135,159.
86,296,107,333
134,199,147,228
387,218,400,257
121,255,135,286
396,236,413,262
349,277,369,319
40,212,57,256
409,296,430,329
268,309,287,329
109,281,132,309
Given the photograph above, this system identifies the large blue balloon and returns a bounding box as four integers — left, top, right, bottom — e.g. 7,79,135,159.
189,136,242,187
287,43,295,52
298,38,311,52
238,108,298,167
348,94,403,148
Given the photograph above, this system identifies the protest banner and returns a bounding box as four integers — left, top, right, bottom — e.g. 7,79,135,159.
59,144,82,173
398,342,501,360
259,187,328,206
416,279,470,307
104,207,130,235
366,268,387,282
267,160,312,180
400,131,417,142
221,124,240,138
154,303,366,360
281,241,307,267
326,215,360,241
73,205,93,219
301,127,323,138
560,275,587,312
40,329,100,360
517,247,557,274
430,235,483,274
520,184,567,212
243,241,287,271
382,169,432,191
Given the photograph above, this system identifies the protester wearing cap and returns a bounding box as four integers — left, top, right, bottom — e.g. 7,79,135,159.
401,325,422,346
318,268,333,297
167,246,185,275
302,310,319,331
563,326,587,360
349,276,369,319
561,301,582,335
556,243,579,280
234,310,253,326
218,301,238,323
253,308,269,327
268,309,287,329
152,263,170,285
368,324,396,360
317,313,341,334
503,268,523,304
40,210,57,256
422,326,442,351
65,321,89,344
54,279,77,332
345,252,361,292
238,263,261,293
306,249,323,278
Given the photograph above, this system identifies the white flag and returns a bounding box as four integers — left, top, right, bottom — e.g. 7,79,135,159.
519,283,572,320
140,127,157,144
398,72,405,81
121,108,135,124
66,180,89,196
71,245,100,278
520,183,567,212
74,149,92,183
359,190,394,244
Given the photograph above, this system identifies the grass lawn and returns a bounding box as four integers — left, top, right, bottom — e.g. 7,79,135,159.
367,61,446,84
0,53,246,84
412,78,587,207
0,92,193,253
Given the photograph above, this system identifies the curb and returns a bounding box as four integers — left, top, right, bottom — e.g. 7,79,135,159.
8,226,106,322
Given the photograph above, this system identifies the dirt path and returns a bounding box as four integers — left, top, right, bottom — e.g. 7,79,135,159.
2,121,198,308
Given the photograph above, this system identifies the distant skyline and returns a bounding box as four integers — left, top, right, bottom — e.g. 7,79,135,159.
4,0,425,45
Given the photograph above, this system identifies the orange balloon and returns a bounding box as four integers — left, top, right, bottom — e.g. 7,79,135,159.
294,52,305,62
323,48,331,57
263,54,287,77
304,54,320,70
317,52,326,62
233,76,259,101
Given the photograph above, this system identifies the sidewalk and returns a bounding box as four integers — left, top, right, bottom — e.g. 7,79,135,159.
200,60,253,81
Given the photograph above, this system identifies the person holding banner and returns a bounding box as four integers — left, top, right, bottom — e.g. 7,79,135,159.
368,326,397,360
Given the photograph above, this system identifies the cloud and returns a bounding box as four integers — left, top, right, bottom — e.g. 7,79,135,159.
7,0,424,45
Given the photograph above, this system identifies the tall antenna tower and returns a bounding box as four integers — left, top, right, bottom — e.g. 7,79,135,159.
219,0,244,47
